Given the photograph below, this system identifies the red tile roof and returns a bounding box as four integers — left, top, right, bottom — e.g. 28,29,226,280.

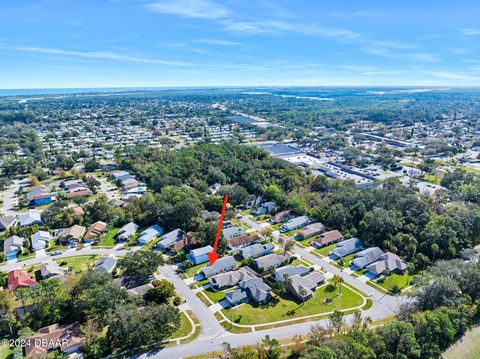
8,269,37,292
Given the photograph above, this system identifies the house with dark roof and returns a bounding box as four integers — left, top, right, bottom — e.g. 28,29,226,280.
281,216,310,233
228,234,261,250
331,238,363,258
297,222,325,240
156,228,185,250
225,276,272,306
312,230,344,248
200,256,237,278
40,262,66,279
239,243,274,259
288,272,326,301
351,247,384,269
254,253,290,271
187,245,213,265
366,252,407,277
61,225,86,245
209,267,256,289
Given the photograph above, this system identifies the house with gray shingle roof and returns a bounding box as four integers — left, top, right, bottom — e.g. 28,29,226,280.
94,255,117,273
137,225,163,245
288,272,326,301
116,222,139,241
331,238,363,258
238,277,271,303
200,256,237,278
187,245,213,265
274,265,311,282
223,226,246,240
209,267,255,289
0,215,18,232
239,243,274,259
351,247,384,269
4,235,23,259
280,216,309,233
366,252,407,277
254,253,290,271
156,228,185,250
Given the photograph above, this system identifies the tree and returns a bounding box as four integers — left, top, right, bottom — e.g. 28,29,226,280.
106,304,180,351
217,184,249,207
260,335,281,359
332,275,344,295
328,310,345,335
375,321,421,359
278,236,294,254
145,279,176,304
117,251,164,279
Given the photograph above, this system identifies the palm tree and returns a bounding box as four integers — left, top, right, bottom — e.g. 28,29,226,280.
332,274,342,289
431,243,439,262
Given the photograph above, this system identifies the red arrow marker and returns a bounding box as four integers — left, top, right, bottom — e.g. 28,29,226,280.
208,194,229,266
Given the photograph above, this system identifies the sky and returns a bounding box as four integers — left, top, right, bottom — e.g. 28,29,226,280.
1,0,480,88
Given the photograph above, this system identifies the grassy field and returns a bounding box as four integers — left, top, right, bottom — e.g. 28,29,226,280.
313,243,336,257
183,262,208,278
222,281,364,325
97,228,120,247
56,255,101,273
203,287,227,302
443,325,480,359
169,312,193,339
374,272,411,292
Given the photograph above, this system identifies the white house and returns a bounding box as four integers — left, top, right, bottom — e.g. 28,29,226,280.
31,230,52,251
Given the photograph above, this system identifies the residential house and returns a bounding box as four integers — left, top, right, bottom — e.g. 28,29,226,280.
228,234,261,251
117,222,139,241
4,235,24,260
40,262,66,279
253,201,276,216
128,283,154,297
31,230,51,251
288,272,326,301
366,252,407,277
171,231,198,251
24,323,84,358
8,269,37,291
351,247,385,269
280,216,310,233
94,255,117,273
226,276,271,306
297,222,325,240
61,225,86,245
0,215,18,232
209,267,256,289
157,228,185,250
312,230,344,248
84,221,107,242
200,256,237,278
27,192,56,206
254,253,291,271
62,179,84,188
137,225,163,245
223,226,246,240
187,245,213,265
223,220,233,229
201,210,220,221
69,205,85,217
274,265,311,282
19,209,43,227
66,188,92,199
269,210,292,224
239,243,274,259
331,238,364,258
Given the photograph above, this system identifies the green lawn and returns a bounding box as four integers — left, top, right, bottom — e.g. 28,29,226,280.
97,228,120,247
374,272,412,292
169,312,193,339
0,345,14,359
336,253,356,268
203,287,228,302
56,255,101,273
222,281,364,325
421,173,441,185
314,243,336,257
183,262,208,278
46,240,67,253
140,237,161,251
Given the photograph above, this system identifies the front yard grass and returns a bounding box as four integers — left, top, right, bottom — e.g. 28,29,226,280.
183,262,208,278
222,280,364,326
56,255,101,273
96,228,120,247
373,272,412,292
314,243,336,257
203,287,230,302
169,312,193,339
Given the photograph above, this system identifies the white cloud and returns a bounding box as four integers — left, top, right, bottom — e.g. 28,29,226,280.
459,28,480,36
146,0,229,19
3,45,191,66
196,39,242,46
